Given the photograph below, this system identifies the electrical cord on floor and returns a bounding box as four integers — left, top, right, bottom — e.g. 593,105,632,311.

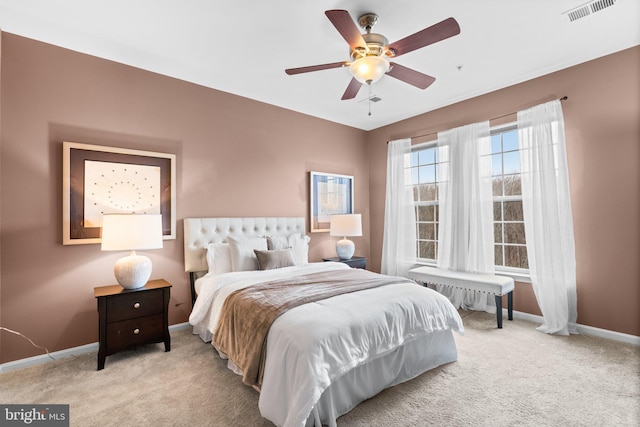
0,327,56,360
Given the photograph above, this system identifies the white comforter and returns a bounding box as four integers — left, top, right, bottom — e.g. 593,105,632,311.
189,262,464,427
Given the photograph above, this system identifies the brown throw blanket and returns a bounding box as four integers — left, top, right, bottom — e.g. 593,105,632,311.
212,268,408,388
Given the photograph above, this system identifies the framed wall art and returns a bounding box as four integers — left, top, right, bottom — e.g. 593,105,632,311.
63,141,176,245
309,171,354,233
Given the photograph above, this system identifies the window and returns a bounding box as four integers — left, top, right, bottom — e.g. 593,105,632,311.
409,145,439,262
489,126,528,271
407,125,529,272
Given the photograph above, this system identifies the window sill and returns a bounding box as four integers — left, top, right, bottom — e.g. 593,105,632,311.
495,270,531,284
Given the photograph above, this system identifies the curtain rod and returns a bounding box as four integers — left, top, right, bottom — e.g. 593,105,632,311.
387,96,568,143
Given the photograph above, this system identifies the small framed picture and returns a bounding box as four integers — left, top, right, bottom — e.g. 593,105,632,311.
62,141,176,245
310,171,354,233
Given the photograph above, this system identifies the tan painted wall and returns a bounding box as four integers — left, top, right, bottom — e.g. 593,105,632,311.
1,33,637,364
367,46,640,336
0,34,369,363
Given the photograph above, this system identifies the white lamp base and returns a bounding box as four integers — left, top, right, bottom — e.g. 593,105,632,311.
336,238,355,260
114,251,152,289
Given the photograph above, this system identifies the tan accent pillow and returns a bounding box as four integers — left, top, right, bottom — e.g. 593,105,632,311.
254,249,295,270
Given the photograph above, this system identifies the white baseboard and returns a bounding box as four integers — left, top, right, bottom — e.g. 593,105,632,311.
0,322,191,374
504,309,640,346
574,323,640,345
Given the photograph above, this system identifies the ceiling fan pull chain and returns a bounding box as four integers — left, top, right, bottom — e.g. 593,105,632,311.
368,83,372,116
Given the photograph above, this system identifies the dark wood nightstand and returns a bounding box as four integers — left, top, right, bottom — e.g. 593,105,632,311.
94,279,171,370
323,256,367,269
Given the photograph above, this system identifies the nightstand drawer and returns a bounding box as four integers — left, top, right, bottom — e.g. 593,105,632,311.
106,313,164,354
106,289,163,322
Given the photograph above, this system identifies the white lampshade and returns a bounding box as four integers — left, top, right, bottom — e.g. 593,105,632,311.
330,214,362,237
101,214,163,289
349,56,390,84
330,214,362,260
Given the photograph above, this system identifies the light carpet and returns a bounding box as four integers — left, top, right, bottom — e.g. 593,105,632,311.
1,311,638,426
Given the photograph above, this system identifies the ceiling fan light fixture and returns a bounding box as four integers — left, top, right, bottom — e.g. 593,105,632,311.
349,55,390,84
285,10,461,101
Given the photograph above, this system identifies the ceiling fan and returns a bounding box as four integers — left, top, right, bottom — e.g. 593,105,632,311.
285,10,461,101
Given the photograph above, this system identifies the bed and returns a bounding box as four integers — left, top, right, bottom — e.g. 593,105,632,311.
184,217,464,427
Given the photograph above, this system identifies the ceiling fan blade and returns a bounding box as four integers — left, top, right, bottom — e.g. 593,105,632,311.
325,9,367,50
341,78,363,100
387,17,460,58
387,63,436,89
285,61,347,75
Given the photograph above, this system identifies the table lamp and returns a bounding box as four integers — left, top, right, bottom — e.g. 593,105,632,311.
330,214,362,260
101,213,163,289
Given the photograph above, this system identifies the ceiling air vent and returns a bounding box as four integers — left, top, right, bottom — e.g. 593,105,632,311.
564,0,617,22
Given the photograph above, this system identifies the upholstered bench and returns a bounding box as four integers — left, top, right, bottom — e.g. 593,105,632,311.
408,266,514,328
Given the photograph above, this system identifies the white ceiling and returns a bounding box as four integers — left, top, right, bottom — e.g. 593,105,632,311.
0,0,638,131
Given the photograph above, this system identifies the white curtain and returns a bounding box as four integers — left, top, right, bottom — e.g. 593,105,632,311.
437,121,495,312
518,100,577,336
381,138,417,276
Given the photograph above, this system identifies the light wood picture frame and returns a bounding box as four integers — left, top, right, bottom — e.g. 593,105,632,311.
310,171,354,233
63,141,176,245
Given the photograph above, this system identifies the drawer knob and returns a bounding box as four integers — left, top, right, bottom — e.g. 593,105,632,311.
133,302,141,309
133,328,140,335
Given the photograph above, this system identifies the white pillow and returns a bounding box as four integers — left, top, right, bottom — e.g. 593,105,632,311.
227,236,268,271
206,242,232,275
205,243,217,273
288,233,311,265
266,235,289,251
266,233,310,265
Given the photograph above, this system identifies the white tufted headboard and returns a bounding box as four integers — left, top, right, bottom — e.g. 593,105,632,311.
183,217,306,274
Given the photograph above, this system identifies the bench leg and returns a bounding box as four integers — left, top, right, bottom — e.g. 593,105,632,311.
508,291,513,321
495,295,503,328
